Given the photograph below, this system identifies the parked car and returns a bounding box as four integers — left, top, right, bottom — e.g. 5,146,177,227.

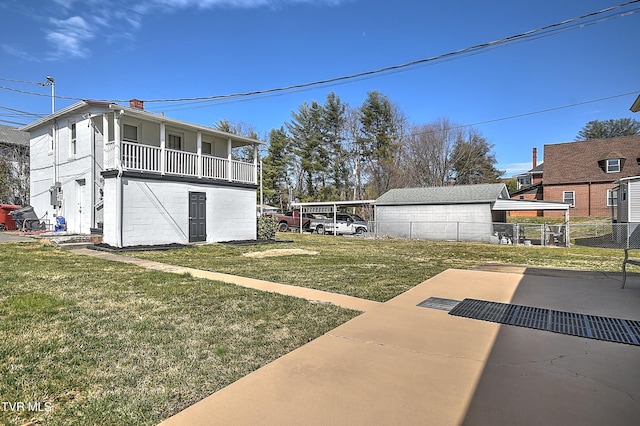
315,213,368,236
274,211,312,232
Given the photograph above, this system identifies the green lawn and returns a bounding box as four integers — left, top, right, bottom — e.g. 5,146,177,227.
129,233,627,302
0,235,629,424
0,241,359,426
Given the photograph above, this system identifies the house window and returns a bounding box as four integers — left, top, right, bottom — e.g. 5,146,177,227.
606,158,620,173
563,190,575,207
123,124,138,143
202,141,212,155
49,126,54,152
607,189,618,207
517,176,531,189
168,133,182,150
69,122,77,156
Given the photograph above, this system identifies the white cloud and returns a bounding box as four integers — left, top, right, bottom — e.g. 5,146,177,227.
52,0,77,9
499,161,534,177
151,0,344,9
39,0,345,60
46,15,94,58
2,44,40,62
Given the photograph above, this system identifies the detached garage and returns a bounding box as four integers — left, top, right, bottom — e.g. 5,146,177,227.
375,183,569,243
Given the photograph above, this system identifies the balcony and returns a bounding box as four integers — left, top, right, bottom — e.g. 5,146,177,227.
104,141,257,185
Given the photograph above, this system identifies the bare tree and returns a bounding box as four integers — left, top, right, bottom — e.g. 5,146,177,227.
400,119,501,187
402,118,459,187
0,143,29,204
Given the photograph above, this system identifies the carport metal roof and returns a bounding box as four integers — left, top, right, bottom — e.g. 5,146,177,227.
290,200,376,234
492,198,570,224
492,198,570,211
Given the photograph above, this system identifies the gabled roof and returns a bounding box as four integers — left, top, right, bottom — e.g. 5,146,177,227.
529,163,544,173
0,124,29,147
376,183,508,206
19,100,264,146
544,135,640,185
510,182,543,197
512,163,543,179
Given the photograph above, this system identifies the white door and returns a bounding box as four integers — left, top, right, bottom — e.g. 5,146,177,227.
76,179,86,233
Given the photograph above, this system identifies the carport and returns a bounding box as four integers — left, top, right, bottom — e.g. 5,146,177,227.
492,198,571,246
290,200,376,235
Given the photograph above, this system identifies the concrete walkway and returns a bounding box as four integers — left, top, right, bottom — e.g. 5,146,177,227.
0,231,33,243
73,248,381,312
155,268,640,426
69,248,640,425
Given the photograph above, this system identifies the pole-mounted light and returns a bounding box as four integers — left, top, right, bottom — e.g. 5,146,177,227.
39,76,55,114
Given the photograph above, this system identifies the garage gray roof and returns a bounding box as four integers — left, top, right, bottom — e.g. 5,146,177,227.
376,183,508,206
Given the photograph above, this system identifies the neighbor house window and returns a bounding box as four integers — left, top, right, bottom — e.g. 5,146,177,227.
69,122,77,156
168,133,182,150
563,190,575,207
49,126,54,152
123,124,138,143
606,158,620,173
517,176,531,189
607,189,618,207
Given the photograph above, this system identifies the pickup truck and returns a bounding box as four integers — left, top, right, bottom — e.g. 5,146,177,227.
274,211,312,232
314,213,368,236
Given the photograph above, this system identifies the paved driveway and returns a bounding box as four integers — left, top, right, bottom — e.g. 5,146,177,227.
0,232,33,243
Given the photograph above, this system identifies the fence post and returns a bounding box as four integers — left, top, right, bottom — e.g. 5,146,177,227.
457,222,460,242
410,221,412,240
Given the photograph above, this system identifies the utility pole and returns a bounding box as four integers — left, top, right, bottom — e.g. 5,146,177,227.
39,76,55,113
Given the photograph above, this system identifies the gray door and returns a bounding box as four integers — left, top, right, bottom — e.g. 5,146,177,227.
189,192,206,242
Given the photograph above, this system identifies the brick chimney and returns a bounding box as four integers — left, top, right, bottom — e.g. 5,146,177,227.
129,99,144,110
532,147,537,168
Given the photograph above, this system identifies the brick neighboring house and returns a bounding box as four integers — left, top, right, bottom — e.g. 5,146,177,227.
543,135,640,218
510,148,544,217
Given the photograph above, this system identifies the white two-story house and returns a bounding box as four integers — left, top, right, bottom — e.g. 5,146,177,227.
21,99,262,247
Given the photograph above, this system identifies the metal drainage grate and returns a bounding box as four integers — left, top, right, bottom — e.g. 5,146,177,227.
417,297,461,311
448,298,640,346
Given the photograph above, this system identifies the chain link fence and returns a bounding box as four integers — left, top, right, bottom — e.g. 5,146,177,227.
366,220,570,246
302,218,640,249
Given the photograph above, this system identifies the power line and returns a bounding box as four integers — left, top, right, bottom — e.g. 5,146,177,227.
407,90,640,138
0,77,48,85
0,1,638,107
142,0,640,104
0,105,45,118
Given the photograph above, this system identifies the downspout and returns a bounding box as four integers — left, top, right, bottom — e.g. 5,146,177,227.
114,110,124,247
90,115,96,229
588,182,592,217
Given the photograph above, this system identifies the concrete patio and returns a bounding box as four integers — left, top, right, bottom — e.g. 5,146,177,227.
159,267,640,425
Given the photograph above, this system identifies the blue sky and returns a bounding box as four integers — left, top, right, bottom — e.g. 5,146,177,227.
1,0,639,176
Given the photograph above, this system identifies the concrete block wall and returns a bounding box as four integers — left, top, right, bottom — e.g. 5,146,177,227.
376,204,493,241
103,176,256,247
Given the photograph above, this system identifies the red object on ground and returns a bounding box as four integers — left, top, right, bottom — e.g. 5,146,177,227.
0,204,20,230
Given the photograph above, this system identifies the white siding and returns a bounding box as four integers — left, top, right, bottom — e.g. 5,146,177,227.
629,181,640,222
103,177,256,247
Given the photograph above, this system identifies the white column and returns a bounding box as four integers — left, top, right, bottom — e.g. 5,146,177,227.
103,113,109,168
160,122,166,175
114,111,122,170
253,144,258,185
197,131,202,178
227,137,232,182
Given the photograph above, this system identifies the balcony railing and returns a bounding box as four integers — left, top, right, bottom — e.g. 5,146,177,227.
104,141,256,184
